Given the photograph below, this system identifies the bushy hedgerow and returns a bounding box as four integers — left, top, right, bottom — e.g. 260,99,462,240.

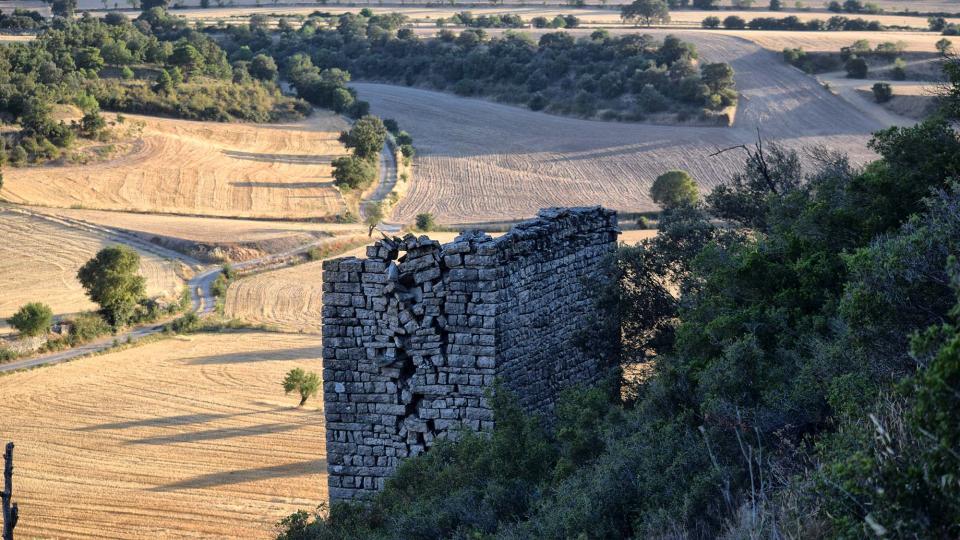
223,15,736,121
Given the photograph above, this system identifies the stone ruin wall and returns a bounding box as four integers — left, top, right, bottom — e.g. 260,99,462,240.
321,207,620,501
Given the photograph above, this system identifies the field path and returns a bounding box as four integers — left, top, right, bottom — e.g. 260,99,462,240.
353,31,886,224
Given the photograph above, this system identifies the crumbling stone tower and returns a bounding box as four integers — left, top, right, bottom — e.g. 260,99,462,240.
321,207,620,501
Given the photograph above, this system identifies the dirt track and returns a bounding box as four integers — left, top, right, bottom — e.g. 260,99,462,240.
2,112,349,220
0,331,326,539
0,209,185,323
355,31,883,224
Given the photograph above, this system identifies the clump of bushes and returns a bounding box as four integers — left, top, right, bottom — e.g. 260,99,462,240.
7,302,53,337
872,81,893,102
415,212,436,232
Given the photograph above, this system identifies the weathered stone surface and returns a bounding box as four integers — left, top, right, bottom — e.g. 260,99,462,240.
322,207,620,501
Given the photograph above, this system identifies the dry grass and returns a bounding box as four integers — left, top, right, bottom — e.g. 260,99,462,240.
2,111,350,219
354,30,882,224
0,209,184,324
727,29,951,52
0,330,326,539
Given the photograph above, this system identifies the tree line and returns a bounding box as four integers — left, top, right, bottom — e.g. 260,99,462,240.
217,12,737,122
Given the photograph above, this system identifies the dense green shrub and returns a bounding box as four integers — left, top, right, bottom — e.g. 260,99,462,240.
846,56,869,78
7,302,54,337
332,156,377,191
68,312,112,343
650,170,699,209
872,81,893,102
415,212,436,231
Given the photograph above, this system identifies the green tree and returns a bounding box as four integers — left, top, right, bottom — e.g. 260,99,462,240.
701,16,720,28
8,303,54,337
650,170,699,209
620,0,670,26
169,43,203,74
364,202,384,227
339,115,387,160
77,246,146,326
248,54,278,81
332,156,377,190
415,212,436,231
154,69,173,93
282,368,321,406
845,56,868,78
872,81,893,102
47,0,78,17
936,37,953,56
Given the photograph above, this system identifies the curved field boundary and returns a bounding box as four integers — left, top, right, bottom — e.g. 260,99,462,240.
352,32,884,224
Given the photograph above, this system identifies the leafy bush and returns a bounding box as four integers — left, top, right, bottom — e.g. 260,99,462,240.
872,81,893,102
332,156,377,191
650,170,699,209
701,16,721,28
415,212,436,231
7,302,53,337
845,56,869,78
68,312,112,343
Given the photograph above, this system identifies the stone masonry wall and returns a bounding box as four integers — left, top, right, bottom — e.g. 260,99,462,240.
321,207,619,501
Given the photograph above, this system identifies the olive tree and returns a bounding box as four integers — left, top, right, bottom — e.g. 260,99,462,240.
283,368,321,407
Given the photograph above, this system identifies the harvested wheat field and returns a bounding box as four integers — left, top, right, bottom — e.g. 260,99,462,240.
728,29,950,53
0,209,185,323
2,111,350,219
0,331,326,539
355,31,883,224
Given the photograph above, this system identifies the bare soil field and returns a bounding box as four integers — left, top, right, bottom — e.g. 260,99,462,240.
0,209,185,324
1,111,350,220
353,30,883,224
0,331,326,539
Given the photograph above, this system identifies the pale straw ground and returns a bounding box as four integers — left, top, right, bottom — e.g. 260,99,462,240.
0,331,326,539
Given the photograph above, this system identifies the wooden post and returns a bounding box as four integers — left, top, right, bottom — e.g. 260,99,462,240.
2,442,17,540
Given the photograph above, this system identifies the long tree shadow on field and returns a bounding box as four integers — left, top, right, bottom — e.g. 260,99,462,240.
229,181,337,189
184,346,322,365
76,407,289,432
223,150,336,165
128,422,303,445
150,458,328,491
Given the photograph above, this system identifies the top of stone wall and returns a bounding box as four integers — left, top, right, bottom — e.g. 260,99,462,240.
327,207,619,268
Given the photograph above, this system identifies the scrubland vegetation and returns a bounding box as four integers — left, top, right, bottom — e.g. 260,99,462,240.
280,55,960,540
0,8,306,166
216,12,737,121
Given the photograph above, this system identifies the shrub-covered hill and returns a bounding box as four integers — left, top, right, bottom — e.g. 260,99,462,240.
278,58,960,540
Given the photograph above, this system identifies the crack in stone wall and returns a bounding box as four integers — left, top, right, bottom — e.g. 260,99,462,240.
322,207,619,501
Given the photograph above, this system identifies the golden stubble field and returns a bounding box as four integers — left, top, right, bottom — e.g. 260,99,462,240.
2,111,350,220
0,331,326,539
0,209,185,325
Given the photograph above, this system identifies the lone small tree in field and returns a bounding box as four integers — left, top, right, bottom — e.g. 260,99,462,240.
415,212,436,231
651,170,699,209
77,246,146,327
283,368,321,407
621,0,670,27
339,115,387,160
936,37,953,57
7,303,53,337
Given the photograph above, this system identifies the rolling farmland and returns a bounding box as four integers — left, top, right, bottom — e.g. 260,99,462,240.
2,112,350,220
355,31,884,224
0,331,326,539
0,209,186,323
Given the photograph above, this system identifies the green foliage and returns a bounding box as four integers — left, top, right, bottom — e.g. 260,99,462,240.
871,81,892,103
7,302,53,337
845,56,868,78
211,274,229,298
227,20,731,120
621,0,670,26
340,116,387,160
701,16,720,28
282,368,321,406
332,156,377,191
364,202,384,227
68,312,112,343
415,212,436,232
76,245,147,326
650,170,699,209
